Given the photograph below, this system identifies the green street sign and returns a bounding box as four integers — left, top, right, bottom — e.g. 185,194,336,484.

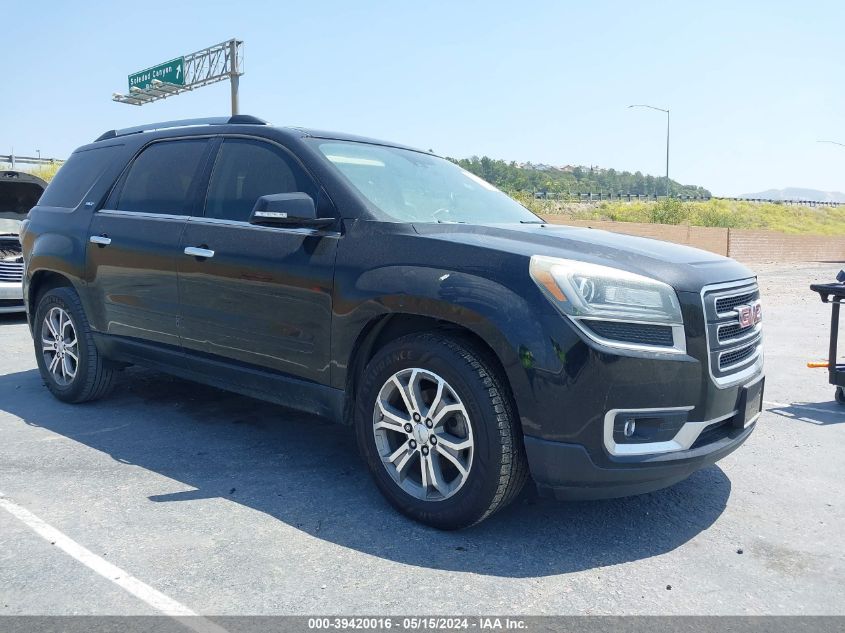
128,57,185,91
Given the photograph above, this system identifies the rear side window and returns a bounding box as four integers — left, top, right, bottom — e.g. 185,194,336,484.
204,139,317,222
116,140,208,215
38,145,121,208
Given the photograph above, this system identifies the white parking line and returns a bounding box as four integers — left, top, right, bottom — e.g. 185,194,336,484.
764,400,845,416
0,492,227,633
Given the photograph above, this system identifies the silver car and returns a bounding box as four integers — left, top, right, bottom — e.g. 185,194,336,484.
0,170,47,314
0,218,25,314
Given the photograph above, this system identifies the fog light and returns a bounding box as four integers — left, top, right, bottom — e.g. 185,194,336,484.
612,410,688,444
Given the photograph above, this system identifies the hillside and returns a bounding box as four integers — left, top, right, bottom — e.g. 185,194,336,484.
523,197,845,235
451,156,711,198
739,188,845,203
14,155,712,198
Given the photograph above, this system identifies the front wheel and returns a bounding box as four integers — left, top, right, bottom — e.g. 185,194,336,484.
355,333,528,529
836,386,845,405
33,287,115,403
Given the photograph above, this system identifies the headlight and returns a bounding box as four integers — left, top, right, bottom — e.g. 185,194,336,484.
529,256,686,353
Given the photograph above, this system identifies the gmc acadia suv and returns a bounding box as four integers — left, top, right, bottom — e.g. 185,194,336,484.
20,116,764,529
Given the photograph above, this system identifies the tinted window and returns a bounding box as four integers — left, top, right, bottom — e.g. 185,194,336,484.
116,140,207,214
204,139,317,222
38,145,121,208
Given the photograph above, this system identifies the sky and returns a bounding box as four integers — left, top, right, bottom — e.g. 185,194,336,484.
3,0,845,196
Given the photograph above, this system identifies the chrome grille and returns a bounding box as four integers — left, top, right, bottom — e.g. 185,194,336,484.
715,292,756,314
702,279,763,386
0,260,24,283
717,321,758,344
720,343,757,370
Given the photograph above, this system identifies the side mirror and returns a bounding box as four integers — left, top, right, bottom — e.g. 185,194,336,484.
250,193,334,228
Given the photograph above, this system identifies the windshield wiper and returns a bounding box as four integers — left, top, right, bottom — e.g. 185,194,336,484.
519,220,545,224
435,219,466,224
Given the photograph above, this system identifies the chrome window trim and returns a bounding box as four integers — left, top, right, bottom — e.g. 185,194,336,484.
603,406,738,457
185,216,340,236
96,209,189,221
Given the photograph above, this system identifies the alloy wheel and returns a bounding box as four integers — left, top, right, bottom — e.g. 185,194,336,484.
372,368,474,501
41,306,79,386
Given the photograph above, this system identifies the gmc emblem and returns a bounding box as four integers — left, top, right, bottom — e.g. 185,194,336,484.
737,303,762,328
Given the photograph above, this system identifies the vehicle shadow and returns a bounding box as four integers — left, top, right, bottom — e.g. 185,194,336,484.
0,366,732,579
765,401,845,426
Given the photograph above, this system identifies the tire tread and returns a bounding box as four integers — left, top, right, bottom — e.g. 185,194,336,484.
35,287,115,404
431,334,529,525
358,331,528,528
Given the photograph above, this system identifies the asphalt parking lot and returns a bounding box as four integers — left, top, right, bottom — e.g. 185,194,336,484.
1,262,844,616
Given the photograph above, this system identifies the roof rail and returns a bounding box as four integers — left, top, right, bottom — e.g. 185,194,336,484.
94,114,268,142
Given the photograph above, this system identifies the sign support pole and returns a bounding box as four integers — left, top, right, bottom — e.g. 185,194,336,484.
113,39,244,113
229,39,239,116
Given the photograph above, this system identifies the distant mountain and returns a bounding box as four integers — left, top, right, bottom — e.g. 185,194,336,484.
739,187,845,203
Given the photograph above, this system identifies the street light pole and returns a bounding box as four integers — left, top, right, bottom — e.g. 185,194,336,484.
629,104,670,198
665,110,670,198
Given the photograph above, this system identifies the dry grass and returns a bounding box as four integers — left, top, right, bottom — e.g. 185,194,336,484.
515,194,845,236
0,162,62,182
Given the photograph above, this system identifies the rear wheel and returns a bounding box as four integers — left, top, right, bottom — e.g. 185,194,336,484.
33,287,115,403
355,332,528,529
836,386,845,405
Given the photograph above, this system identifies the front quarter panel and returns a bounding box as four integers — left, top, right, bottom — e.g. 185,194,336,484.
331,221,578,434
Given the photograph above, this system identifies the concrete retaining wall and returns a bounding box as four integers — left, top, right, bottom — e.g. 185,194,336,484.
539,216,845,263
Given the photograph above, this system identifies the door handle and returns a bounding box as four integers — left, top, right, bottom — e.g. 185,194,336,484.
89,235,111,246
184,246,215,259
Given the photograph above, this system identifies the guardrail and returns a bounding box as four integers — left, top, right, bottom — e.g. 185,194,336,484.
526,191,845,207
0,154,65,169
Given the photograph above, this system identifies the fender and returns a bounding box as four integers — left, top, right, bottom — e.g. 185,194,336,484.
332,264,571,433
21,212,93,325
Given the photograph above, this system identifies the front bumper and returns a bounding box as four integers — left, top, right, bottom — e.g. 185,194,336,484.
509,274,764,499
525,415,755,500
0,281,25,313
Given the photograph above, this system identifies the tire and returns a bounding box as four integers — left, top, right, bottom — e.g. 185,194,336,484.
836,386,845,405
33,286,115,403
355,332,528,529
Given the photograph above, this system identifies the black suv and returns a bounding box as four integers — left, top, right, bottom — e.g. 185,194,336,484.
21,116,764,529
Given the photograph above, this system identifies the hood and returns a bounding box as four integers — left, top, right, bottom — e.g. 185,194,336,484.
411,222,753,292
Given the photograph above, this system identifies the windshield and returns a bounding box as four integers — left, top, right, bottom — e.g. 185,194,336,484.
312,140,541,224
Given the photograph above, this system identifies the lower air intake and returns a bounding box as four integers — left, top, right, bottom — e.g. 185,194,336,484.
583,320,674,347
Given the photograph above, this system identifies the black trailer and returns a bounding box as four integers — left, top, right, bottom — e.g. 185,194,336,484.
810,271,845,404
